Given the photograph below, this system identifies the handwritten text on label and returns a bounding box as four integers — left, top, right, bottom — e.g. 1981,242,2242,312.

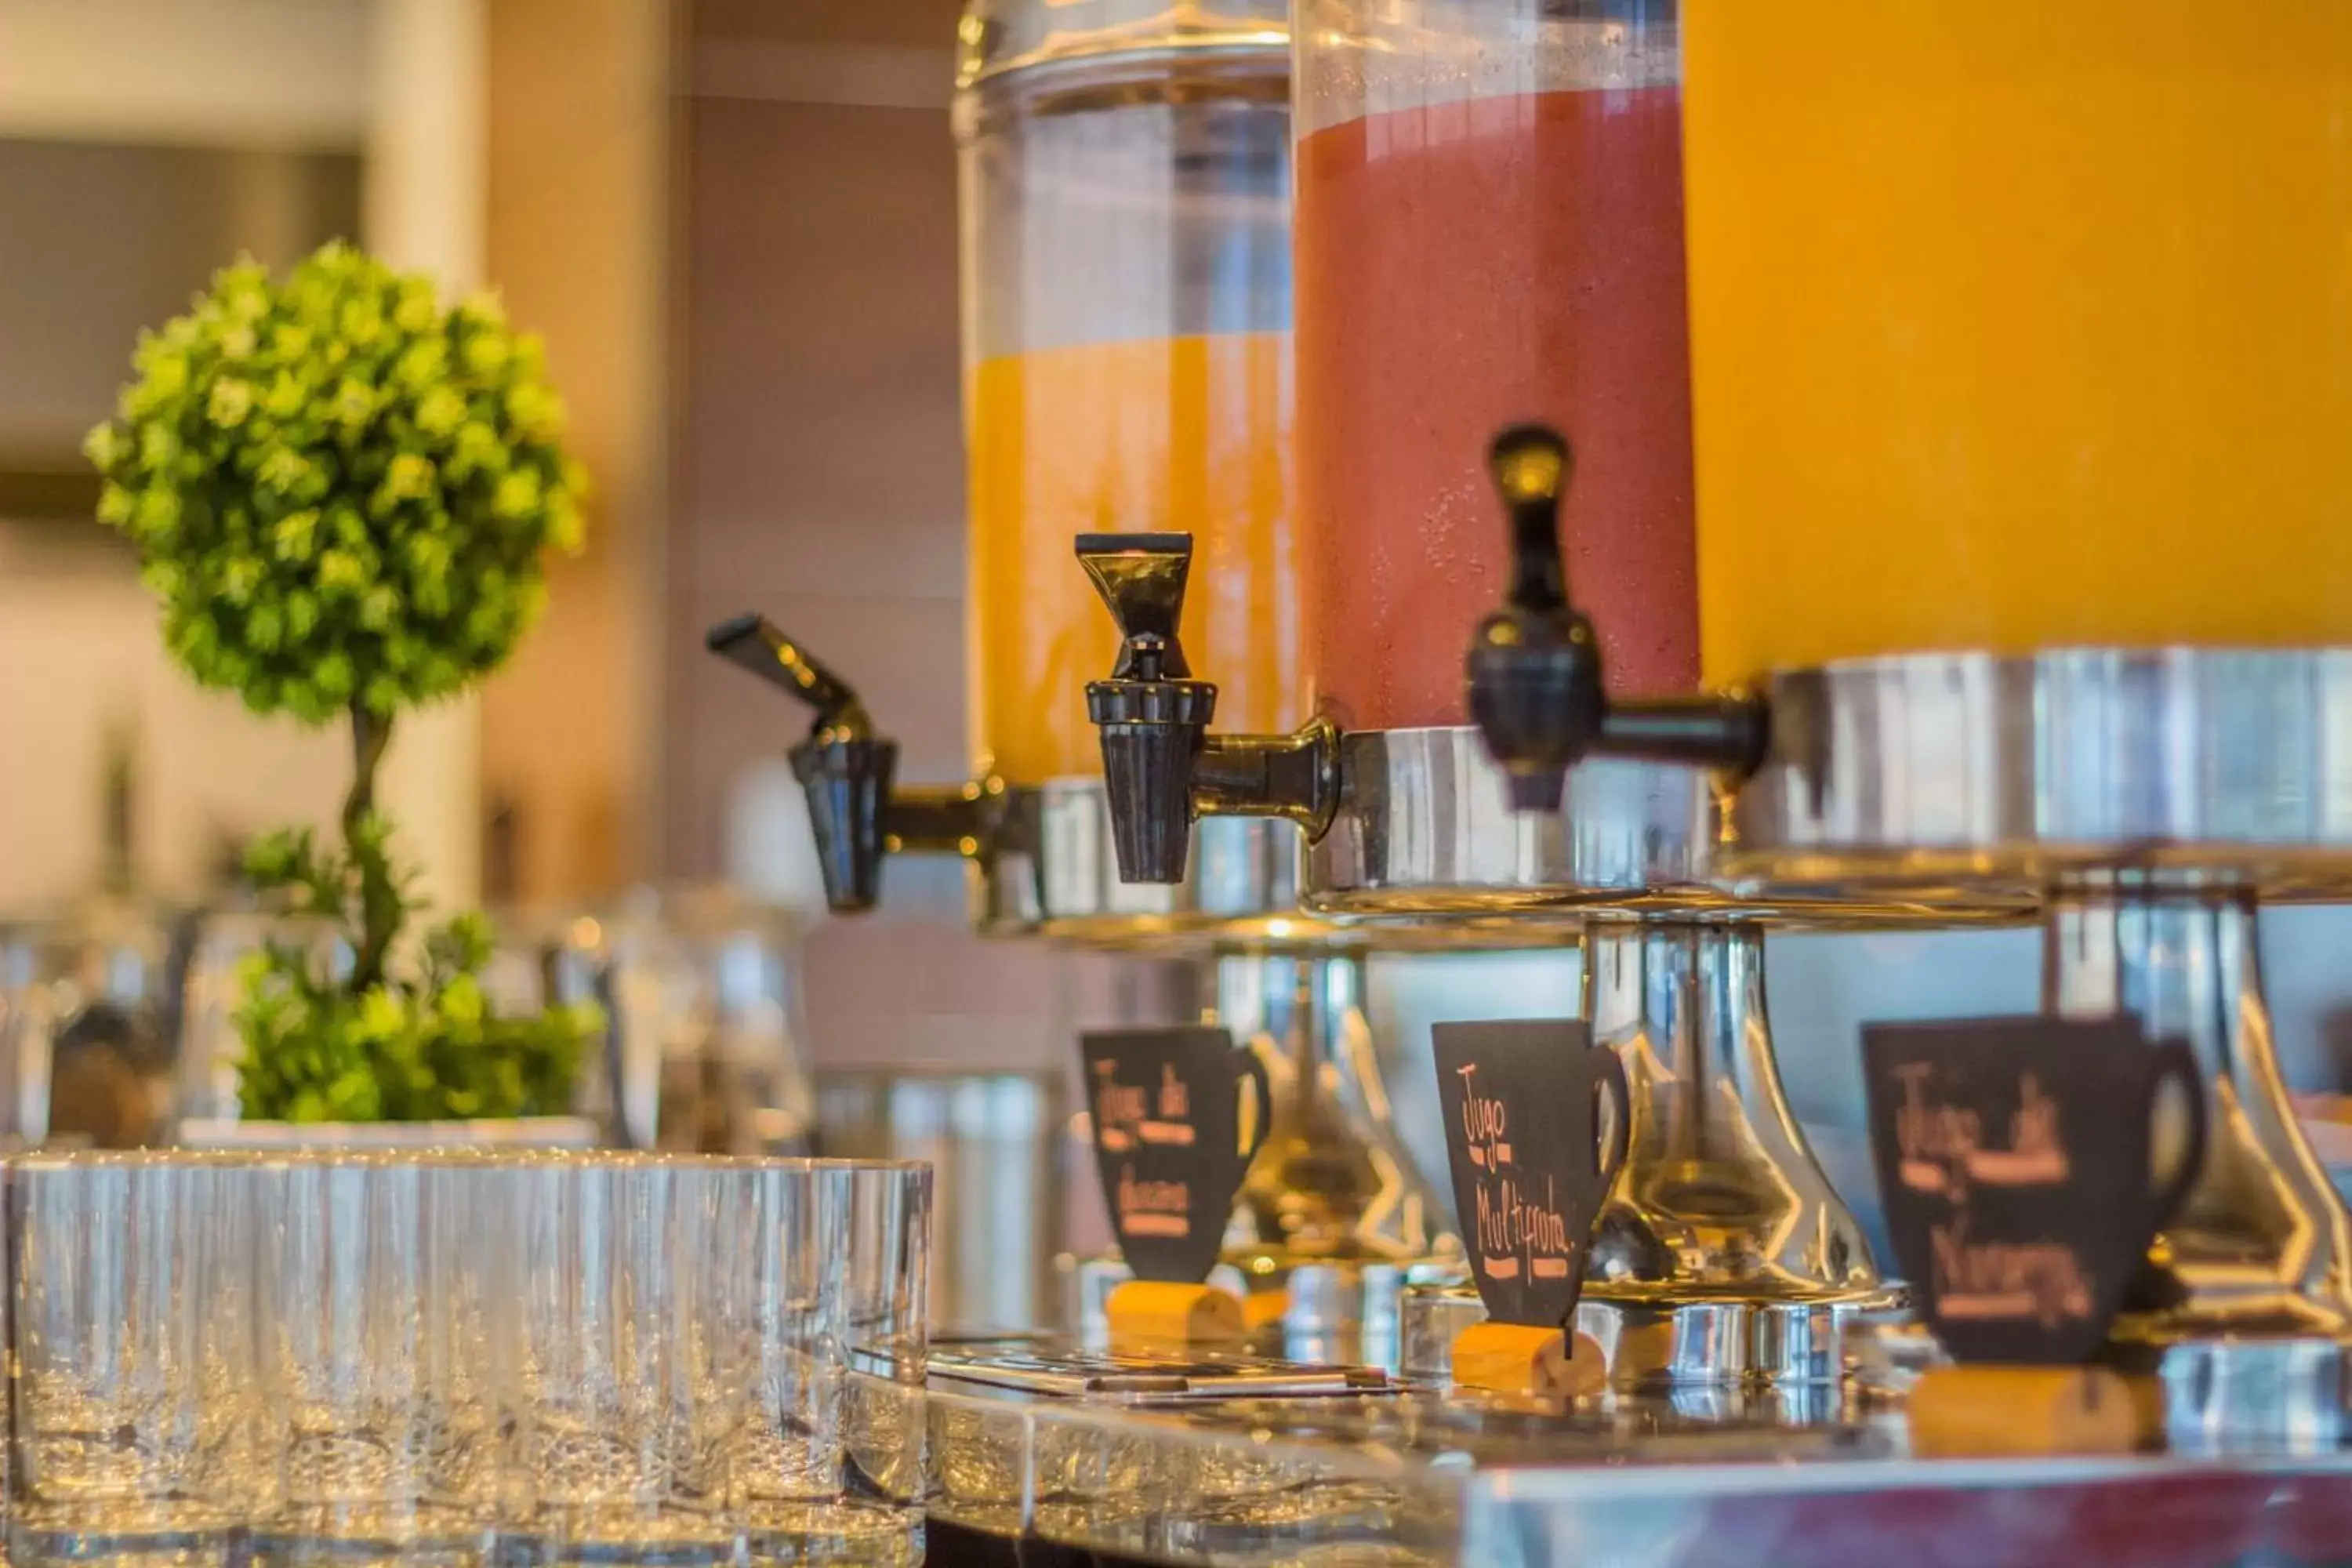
1894,1063,2071,1201
1457,1065,1574,1281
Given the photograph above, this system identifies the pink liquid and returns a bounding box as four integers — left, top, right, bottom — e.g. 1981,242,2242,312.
1296,87,1699,730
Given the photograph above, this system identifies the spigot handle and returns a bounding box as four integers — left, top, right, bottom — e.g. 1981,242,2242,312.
1490,424,1571,618
1468,420,1771,804
704,613,871,736
1078,533,1218,884
1077,533,1194,681
705,612,896,912
1468,427,1602,811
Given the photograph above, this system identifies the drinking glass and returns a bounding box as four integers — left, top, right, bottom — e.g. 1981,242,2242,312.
9,1149,932,1568
809,1161,931,1568
735,1162,837,1519
173,912,347,1133
838,1160,930,1379
253,1152,509,1566
500,1154,754,1559
8,1151,260,1548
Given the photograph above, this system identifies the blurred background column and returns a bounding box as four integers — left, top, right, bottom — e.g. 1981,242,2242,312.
477,0,676,908
367,0,487,911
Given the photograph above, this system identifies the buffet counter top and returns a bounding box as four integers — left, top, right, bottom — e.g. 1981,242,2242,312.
916,1341,2352,1568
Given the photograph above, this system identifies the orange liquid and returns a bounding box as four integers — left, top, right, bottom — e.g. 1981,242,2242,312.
1683,3,2352,684
967,334,1298,785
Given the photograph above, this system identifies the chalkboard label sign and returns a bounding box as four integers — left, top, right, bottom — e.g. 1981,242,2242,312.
1432,1019,1630,1330
1080,1026,1271,1285
1862,1016,2205,1365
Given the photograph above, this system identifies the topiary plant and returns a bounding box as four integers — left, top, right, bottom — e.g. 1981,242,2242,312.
86,241,598,1123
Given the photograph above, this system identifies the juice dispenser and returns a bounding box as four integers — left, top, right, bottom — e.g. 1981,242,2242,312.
1075,0,1904,1387
1436,2,2352,1439
1674,2,2352,1439
1682,6,2352,682
710,0,1456,1359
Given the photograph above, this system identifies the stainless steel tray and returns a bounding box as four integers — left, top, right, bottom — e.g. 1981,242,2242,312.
929,1337,1389,1402
920,1369,2352,1566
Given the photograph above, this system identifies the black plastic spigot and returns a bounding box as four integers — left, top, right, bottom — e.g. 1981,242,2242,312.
1080,534,1218,884
706,613,896,913
1465,424,1770,811
1468,428,1606,811
1076,535,1342,885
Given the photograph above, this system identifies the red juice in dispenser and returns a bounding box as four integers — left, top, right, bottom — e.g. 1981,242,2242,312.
1294,3,1697,730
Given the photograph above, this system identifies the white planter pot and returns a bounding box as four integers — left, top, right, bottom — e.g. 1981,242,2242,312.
176,1115,600,1150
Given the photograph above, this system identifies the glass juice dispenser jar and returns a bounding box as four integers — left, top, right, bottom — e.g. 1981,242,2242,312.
1293,0,1697,730
1683,3,2352,1421
960,0,1298,786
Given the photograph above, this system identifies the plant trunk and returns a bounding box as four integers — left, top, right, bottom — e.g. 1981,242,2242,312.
345,703,397,991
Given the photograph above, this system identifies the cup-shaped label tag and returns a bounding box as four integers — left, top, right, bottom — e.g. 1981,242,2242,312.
1432,1019,1630,1330
1080,1026,1269,1284
1863,1015,2205,1365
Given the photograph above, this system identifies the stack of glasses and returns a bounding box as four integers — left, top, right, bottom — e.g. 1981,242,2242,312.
5,1151,931,1568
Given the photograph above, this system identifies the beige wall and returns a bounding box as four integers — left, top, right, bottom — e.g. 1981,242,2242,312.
668,93,964,886
0,532,350,906
367,0,487,912
0,0,369,146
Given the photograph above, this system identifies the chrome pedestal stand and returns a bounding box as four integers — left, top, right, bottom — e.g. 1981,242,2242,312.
1307,737,1898,1387
1399,1287,1882,1393
1725,648,2352,1447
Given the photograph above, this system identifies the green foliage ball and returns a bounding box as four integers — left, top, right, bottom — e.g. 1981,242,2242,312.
85,241,586,724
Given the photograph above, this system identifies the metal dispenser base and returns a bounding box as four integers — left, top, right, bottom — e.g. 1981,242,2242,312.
980,775,1558,950
1301,729,2020,924
1397,916,1892,1388
1722,648,2352,1446
1399,1280,1885,1396
1719,648,2352,906
2052,891,2352,1451
1288,737,1896,1388
1072,945,1458,1370
978,782,1312,946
